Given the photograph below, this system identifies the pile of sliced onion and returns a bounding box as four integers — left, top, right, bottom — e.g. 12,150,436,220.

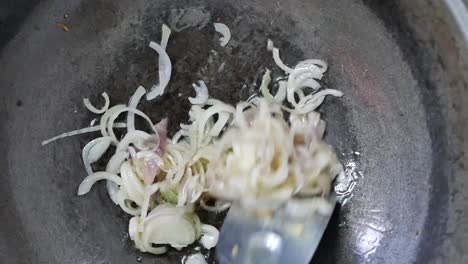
42,24,346,259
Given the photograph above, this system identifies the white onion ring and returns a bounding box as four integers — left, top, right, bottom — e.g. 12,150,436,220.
127,86,146,132
100,104,126,137
83,92,110,114
116,130,153,152
82,137,112,175
196,103,235,142
120,161,145,204
208,112,230,137
105,151,129,204
77,172,122,195
41,123,126,146
107,107,158,145
274,80,287,103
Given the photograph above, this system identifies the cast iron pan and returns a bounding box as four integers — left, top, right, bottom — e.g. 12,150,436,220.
1,0,468,263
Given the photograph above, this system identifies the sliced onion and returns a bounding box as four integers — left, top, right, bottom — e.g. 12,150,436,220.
118,189,142,216
199,224,219,249
140,184,160,219
296,59,328,73
129,216,140,240
154,118,168,156
106,182,120,205
160,24,171,50
77,172,122,195
188,81,209,105
106,151,129,173
196,103,235,142
184,253,208,264
133,204,201,252
267,40,292,73
116,130,153,152
135,151,164,185
83,92,110,114
120,161,145,204
100,104,127,137
42,123,126,146
82,137,113,175
214,22,231,47
107,107,158,145
105,151,129,204
272,47,292,73
57,34,347,256
208,112,230,137
146,40,172,100
127,86,146,132
293,89,343,114
171,130,183,144
317,119,326,139
274,80,287,103
143,160,160,186
143,203,191,224
259,69,273,101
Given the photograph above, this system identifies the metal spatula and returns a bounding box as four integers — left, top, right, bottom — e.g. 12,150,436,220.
216,195,336,264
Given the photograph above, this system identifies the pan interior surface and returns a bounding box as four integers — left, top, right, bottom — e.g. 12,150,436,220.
1,0,461,263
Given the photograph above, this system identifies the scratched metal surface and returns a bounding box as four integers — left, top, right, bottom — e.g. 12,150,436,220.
1,0,467,263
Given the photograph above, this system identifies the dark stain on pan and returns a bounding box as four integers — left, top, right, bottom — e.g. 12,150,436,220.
71,0,121,38
362,1,450,262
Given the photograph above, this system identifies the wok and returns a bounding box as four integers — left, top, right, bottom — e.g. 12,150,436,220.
1,0,468,263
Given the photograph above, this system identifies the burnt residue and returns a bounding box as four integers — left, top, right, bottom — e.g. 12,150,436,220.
72,0,121,37
362,0,450,262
